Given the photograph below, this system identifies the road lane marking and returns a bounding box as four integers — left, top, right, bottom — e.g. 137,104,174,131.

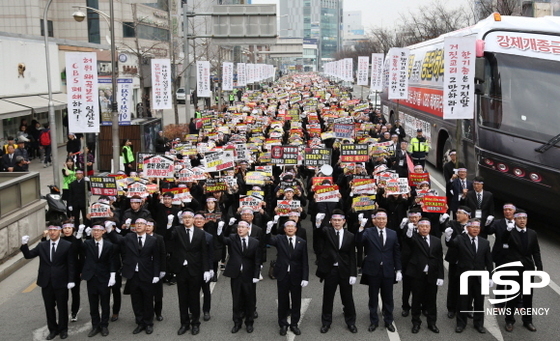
274,297,312,341
22,282,37,293
378,293,401,341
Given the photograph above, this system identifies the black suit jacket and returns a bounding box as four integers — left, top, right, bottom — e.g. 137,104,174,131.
449,178,473,212
107,232,160,282
81,239,117,283
222,234,262,281
152,233,167,273
404,233,444,282
502,227,543,271
486,218,512,266
444,220,467,264
21,239,75,289
448,233,493,275
166,225,208,275
464,190,495,231
1,153,17,170
68,179,89,208
269,235,309,283
316,227,357,279
356,226,401,278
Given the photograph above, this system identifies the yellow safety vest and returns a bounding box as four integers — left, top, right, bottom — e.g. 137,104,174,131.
122,145,135,163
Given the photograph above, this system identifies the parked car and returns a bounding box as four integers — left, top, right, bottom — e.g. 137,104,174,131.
176,88,186,104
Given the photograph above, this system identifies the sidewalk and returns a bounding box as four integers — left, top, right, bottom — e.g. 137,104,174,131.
28,144,70,196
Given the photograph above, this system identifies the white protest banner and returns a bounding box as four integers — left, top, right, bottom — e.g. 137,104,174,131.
388,48,410,100
143,155,175,178
314,185,340,202
398,177,410,194
443,36,476,119
370,53,384,92
66,52,100,133
222,62,234,91
240,195,262,212
151,59,172,109
254,165,272,177
127,182,148,198
345,58,354,82
117,79,133,125
352,178,377,194
234,143,249,161
203,150,235,172
237,63,246,86
245,171,267,186
276,200,301,216
357,56,369,85
89,202,112,218
197,61,211,97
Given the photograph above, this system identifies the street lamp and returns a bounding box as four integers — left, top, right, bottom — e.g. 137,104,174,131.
73,1,120,173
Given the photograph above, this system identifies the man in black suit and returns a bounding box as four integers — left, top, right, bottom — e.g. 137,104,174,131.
106,217,160,335
21,223,76,340
68,169,89,225
1,144,17,171
316,209,358,334
81,223,116,337
502,209,543,332
266,220,309,336
217,220,262,333
443,149,465,210
165,211,211,335
464,176,495,238
444,218,493,334
404,218,444,334
449,168,472,215
145,219,167,322
356,209,402,333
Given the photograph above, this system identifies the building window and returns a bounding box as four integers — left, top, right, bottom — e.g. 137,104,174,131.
123,22,136,38
40,19,54,37
87,0,100,44
137,24,170,42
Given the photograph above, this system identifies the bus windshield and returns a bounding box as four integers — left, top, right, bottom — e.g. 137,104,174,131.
480,52,560,142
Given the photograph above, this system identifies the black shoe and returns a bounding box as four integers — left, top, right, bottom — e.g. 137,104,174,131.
46,332,58,340
156,315,163,321
100,327,109,337
110,314,119,322
71,314,78,322
385,323,395,332
246,325,254,333
88,327,100,337
447,311,455,319
145,325,153,334
290,326,301,335
348,325,358,333
412,325,420,333
505,323,514,332
455,326,464,333
203,312,211,321
133,325,145,334
177,325,190,335
231,324,241,333
211,274,218,282
320,325,330,333
402,309,410,317
523,323,537,332
253,311,258,319
368,324,378,332
191,325,200,335
279,326,288,336
467,312,474,319
475,326,486,334
428,325,440,333
60,331,68,339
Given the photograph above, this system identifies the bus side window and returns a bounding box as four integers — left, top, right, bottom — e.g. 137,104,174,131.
479,54,502,129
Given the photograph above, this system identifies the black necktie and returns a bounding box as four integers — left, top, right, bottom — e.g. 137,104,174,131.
462,180,466,189
336,231,341,249
242,238,247,252
379,230,384,247
477,193,482,208
289,237,294,256
51,242,55,262
471,237,476,254
138,236,143,250
96,242,100,259
186,228,191,246
520,230,528,250
423,235,429,248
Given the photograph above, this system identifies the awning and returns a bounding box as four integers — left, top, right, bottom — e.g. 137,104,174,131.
3,95,67,113
39,93,68,107
0,100,32,120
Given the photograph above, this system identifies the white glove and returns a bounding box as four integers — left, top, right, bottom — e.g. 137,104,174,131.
159,271,166,279
209,270,215,278
177,211,183,220
108,272,116,287
395,271,402,282
152,277,160,284
217,221,225,235
84,176,90,182
444,227,453,241
273,215,280,223
301,280,308,287
203,271,212,283
358,213,364,221
252,278,259,283
349,276,357,285
406,223,415,238
399,217,409,229
266,221,274,234
489,279,494,288
486,215,494,226
85,227,92,237
439,213,450,224
436,278,444,286
229,217,237,226
167,214,174,224
105,223,112,234
360,218,368,228
315,213,325,228
67,282,75,289
503,243,509,249
125,218,132,228
506,222,515,231
68,206,73,211
21,235,30,245
115,227,121,234
78,224,85,234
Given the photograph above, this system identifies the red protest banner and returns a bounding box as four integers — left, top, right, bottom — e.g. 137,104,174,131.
421,196,448,214
408,172,430,187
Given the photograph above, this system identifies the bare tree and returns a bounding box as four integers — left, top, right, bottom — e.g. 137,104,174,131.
474,0,521,21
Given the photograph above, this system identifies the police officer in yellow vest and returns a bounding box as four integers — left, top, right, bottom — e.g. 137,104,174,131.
408,128,429,168
121,139,135,175
195,108,202,119
229,92,235,105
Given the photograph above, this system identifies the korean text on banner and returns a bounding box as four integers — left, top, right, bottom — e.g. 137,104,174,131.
151,59,172,109
388,48,410,100
443,36,476,119
237,63,247,86
66,52,100,133
197,61,211,97
370,53,384,92
117,79,133,125
222,62,234,91
357,56,369,85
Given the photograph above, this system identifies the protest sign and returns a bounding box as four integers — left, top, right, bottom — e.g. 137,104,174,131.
352,178,376,194
314,185,340,202
408,172,430,187
270,146,299,166
205,178,227,192
89,176,118,196
239,195,262,212
333,124,355,139
352,195,377,211
421,196,448,213
127,182,148,198
89,202,112,218
303,148,332,167
340,144,369,162
204,149,235,172
276,200,301,216
144,154,174,178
